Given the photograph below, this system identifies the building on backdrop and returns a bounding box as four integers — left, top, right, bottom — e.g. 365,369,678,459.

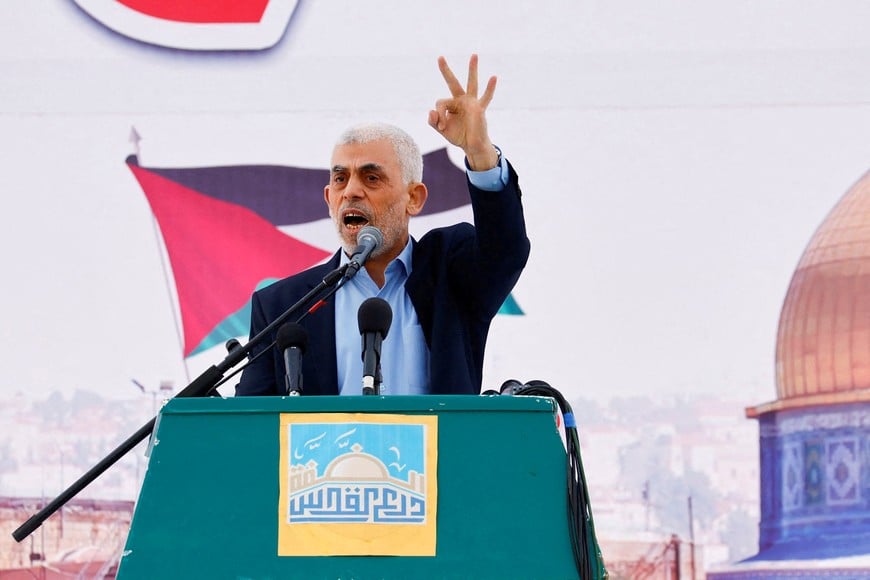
709,170,870,578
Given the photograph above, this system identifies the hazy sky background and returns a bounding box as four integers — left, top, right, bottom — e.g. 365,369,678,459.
1,1,869,406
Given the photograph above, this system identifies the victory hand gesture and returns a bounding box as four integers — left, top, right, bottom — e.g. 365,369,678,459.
428,54,499,171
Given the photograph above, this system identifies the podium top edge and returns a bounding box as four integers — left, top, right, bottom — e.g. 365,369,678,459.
161,394,558,415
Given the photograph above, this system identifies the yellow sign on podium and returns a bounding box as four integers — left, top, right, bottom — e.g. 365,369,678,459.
278,413,439,556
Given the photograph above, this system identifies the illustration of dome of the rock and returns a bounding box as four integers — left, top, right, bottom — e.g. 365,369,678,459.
324,443,390,480
714,169,870,579
771,169,870,410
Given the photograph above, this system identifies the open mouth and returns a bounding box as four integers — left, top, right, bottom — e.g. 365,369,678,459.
342,210,370,231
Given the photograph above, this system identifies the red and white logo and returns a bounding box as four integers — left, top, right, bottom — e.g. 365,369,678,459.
73,0,299,51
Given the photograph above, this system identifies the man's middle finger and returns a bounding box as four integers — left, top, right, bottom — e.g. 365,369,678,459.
466,54,479,98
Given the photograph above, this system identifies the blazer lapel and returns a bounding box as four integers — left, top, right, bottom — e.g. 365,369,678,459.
301,252,341,395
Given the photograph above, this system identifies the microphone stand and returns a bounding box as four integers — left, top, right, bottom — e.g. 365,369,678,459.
361,342,384,396
12,264,349,542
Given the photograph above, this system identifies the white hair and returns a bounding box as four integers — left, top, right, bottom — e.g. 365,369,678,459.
336,122,424,184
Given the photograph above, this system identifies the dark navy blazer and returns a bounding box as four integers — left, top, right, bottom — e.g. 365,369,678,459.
235,162,530,396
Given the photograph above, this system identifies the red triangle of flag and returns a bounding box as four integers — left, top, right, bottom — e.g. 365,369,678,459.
128,164,331,356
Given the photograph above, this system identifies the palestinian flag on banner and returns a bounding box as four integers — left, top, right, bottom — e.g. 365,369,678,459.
127,149,524,358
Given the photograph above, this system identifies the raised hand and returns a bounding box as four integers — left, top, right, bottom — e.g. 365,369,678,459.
428,54,499,171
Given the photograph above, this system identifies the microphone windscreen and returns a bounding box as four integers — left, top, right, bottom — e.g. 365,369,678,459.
276,322,309,353
357,225,383,249
357,297,393,338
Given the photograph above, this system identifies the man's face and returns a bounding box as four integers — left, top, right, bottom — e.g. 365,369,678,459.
324,139,424,259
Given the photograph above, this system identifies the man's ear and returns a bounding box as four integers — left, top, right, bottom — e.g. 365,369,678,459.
323,185,330,206
406,182,428,216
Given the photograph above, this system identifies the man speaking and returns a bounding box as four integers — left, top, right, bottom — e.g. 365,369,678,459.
236,54,530,397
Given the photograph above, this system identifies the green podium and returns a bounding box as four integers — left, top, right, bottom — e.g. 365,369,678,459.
117,395,578,579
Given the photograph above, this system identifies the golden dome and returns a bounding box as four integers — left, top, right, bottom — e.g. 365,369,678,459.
772,170,870,409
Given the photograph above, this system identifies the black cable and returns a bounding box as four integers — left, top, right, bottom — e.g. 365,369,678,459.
513,380,607,580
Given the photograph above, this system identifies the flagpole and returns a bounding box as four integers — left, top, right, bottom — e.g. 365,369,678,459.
148,213,192,384
131,125,192,383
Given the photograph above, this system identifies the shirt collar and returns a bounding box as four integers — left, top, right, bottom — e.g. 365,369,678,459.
393,236,414,276
338,237,414,277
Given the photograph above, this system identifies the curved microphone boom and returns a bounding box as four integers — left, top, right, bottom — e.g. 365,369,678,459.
276,322,308,395
357,297,392,395
343,226,383,281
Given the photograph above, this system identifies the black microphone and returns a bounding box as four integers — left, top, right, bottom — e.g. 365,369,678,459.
276,322,308,396
343,226,383,281
357,297,392,395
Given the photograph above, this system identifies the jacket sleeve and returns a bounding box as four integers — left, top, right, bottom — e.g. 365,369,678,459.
234,291,279,396
452,160,531,319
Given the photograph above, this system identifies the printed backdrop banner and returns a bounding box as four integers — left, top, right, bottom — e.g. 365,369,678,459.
72,0,300,51
127,149,522,358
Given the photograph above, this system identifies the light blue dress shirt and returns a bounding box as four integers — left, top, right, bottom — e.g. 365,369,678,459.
334,151,509,396
335,239,427,396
